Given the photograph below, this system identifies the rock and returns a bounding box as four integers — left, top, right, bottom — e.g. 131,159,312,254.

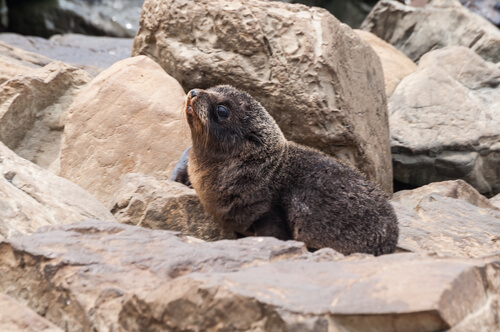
0,293,63,332
110,173,236,241
389,46,500,196
0,61,92,173
0,141,115,240
1,220,500,331
361,0,500,63
132,0,394,194
461,0,500,27
60,56,190,208
0,40,53,84
0,33,134,76
392,180,500,258
6,0,142,38
491,194,500,209
355,29,417,97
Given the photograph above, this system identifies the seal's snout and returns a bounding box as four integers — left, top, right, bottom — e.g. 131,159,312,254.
189,89,199,98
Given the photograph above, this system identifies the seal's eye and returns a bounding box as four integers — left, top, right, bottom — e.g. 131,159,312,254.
217,105,230,119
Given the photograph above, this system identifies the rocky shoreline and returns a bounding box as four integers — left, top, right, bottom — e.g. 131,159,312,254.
0,0,499,331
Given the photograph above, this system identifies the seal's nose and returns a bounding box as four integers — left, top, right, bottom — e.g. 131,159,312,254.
189,89,199,98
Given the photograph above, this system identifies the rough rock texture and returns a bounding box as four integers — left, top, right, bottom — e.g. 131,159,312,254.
60,56,190,208
132,0,393,194
110,173,236,241
492,194,500,209
389,46,500,196
0,61,92,173
355,29,417,98
0,33,134,76
0,142,115,240
361,0,500,63
461,0,500,27
1,220,500,331
0,40,53,84
392,180,500,258
0,293,63,332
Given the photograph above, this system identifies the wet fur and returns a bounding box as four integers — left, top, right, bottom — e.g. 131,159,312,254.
185,85,398,255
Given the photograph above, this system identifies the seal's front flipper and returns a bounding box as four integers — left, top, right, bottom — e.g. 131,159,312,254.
170,146,192,188
252,209,292,241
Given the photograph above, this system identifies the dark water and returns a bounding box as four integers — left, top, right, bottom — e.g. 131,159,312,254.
2,0,377,38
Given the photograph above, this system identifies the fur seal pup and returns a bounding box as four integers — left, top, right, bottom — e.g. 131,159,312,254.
184,85,398,255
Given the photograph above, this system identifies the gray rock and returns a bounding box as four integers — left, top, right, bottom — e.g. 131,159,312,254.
111,173,236,241
132,0,394,194
1,220,500,331
392,180,500,258
389,46,500,196
7,0,142,38
0,141,115,240
0,33,133,76
361,0,500,63
491,193,500,209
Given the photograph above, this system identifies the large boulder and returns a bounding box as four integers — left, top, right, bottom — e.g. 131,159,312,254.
354,29,417,98
1,220,500,331
361,0,500,63
491,194,500,209
0,141,115,240
60,56,190,208
132,0,393,194
0,61,92,173
110,173,236,241
392,180,500,258
0,33,134,76
0,293,63,332
0,40,53,84
389,46,500,196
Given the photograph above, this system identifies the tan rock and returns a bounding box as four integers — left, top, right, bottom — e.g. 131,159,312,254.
132,0,393,194
0,61,92,173
0,293,62,332
491,194,500,209
110,173,236,241
0,40,53,84
1,220,499,331
392,180,500,258
60,56,190,208
362,0,500,63
389,46,500,196
355,29,417,98
0,141,115,240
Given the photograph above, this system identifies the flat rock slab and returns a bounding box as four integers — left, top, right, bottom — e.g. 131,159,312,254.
0,33,134,76
0,141,115,240
393,180,500,258
133,0,393,194
0,293,63,332
111,173,236,241
389,46,500,196
1,220,499,331
362,0,500,63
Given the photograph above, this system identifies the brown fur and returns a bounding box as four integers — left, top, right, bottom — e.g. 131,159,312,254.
184,85,398,255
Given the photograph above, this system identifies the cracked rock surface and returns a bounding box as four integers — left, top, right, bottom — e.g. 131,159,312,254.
1,220,500,332
389,46,500,196
393,180,500,258
132,0,393,194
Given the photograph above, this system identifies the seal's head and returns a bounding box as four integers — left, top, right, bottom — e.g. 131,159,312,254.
185,85,284,157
